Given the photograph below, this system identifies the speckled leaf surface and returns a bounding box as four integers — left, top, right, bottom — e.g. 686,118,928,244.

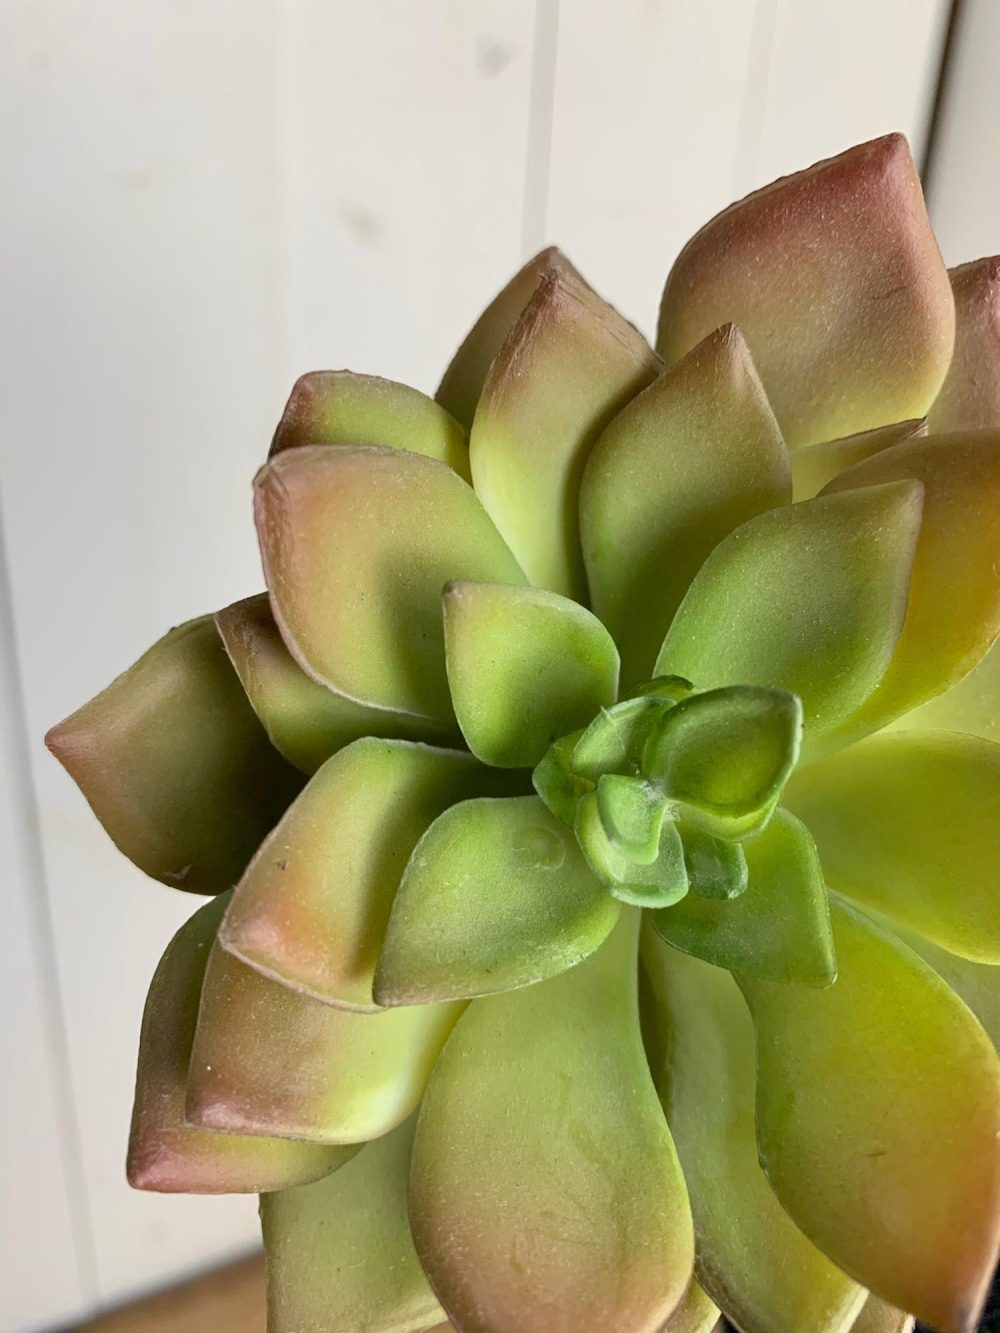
791,420,927,502
930,258,1000,432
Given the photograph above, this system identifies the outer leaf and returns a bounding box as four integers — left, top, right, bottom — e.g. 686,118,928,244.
221,739,503,1011
851,1297,914,1333
642,926,864,1333
410,911,694,1333
374,796,619,1005
659,1281,720,1333
186,942,461,1144
886,918,1000,1051
45,616,303,893
657,135,954,448
741,898,1000,1332
791,419,927,502
823,433,1000,737
650,810,836,987
436,246,586,429
786,731,1000,963
654,483,923,748
255,445,525,723
580,324,790,685
470,271,660,600
893,634,1000,743
929,258,1000,432
443,581,619,767
127,895,353,1194
261,1115,443,1333
216,596,448,773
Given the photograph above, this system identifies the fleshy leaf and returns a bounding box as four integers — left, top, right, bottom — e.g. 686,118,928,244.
580,323,790,686
597,773,665,863
127,895,353,1194
186,942,461,1144
642,926,865,1332
221,739,504,1011
216,596,449,774
650,810,835,986
255,445,525,723
45,616,303,893
786,731,1000,963
572,694,681,781
470,270,660,600
929,258,1000,432
643,685,802,840
657,135,954,448
531,728,589,827
436,247,586,430
791,419,927,502
443,581,619,767
661,1281,720,1333
886,916,1000,1052
655,483,923,749
680,823,748,901
823,433,1000,737
374,795,618,1006
410,911,694,1333
851,1296,915,1333
269,369,470,480
741,898,1000,1331
893,634,1000,743
261,1115,443,1333
576,792,688,908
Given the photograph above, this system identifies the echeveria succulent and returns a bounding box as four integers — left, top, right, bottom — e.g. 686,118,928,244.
47,133,1000,1333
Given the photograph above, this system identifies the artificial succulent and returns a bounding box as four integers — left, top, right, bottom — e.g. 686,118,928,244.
47,133,1000,1333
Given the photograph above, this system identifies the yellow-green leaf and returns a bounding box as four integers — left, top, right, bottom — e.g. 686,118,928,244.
929,258,1000,432
791,420,927,502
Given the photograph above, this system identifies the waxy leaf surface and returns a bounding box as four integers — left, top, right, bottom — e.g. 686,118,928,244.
741,899,1000,1331
642,927,864,1333
375,796,618,1005
45,616,302,893
470,271,659,600
791,420,927,502
660,1281,720,1333
655,484,923,749
221,739,501,1011
187,943,461,1144
581,324,789,685
128,895,353,1194
786,731,1000,962
576,792,688,908
929,258,1000,432
443,581,619,767
270,369,470,480
410,912,694,1333
255,445,524,723
657,135,954,447
851,1297,914,1333
261,1115,443,1333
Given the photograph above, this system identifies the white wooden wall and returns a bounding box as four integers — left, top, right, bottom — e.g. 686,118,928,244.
0,1,971,1327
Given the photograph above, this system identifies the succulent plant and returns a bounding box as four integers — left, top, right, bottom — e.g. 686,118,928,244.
46,132,1000,1333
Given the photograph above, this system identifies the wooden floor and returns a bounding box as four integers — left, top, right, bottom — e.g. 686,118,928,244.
74,1254,265,1333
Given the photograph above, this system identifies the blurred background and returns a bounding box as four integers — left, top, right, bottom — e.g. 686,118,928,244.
1,1,998,1329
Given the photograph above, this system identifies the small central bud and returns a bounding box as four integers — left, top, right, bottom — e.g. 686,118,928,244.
531,678,803,909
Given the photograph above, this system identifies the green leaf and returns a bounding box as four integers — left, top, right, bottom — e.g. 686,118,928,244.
470,270,659,600
661,1282,720,1333
374,795,618,1006
786,730,1000,963
531,728,589,827
580,323,790,686
409,911,694,1333
436,246,586,430
929,258,1000,433
657,135,954,448
269,369,470,481
186,942,462,1145
791,419,927,502
127,895,354,1194
655,482,923,751
740,898,1000,1331
216,596,450,773
597,773,665,863
442,580,619,767
576,792,688,908
885,917,1000,1052
45,616,303,893
261,1115,443,1333
650,810,836,986
643,685,802,839
641,926,865,1332
893,633,1000,744
680,822,748,900
254,445,525,724
572,695,670,781
220,739,505,1011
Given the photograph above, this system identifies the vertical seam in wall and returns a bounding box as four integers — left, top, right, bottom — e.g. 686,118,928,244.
733,0,779,197
921,0,965,192
0,488,100,1311
520,0,560,259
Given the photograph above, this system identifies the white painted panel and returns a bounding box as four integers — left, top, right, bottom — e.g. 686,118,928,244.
284,0,537,393
926,0,1000,267
749,0,949,188
545,0,760,338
